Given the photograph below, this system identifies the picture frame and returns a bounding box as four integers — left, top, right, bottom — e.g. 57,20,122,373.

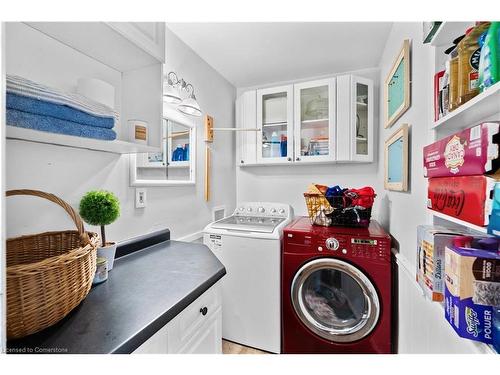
384,39,411,129
384,123,409,192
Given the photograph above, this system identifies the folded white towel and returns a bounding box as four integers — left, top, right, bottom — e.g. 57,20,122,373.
7,75,119,124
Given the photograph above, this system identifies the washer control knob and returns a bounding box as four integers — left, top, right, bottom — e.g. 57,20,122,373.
247,207,252,212
258,207,265,213
342,249,347,254
325,238,340,251
318,246,323,252
271,208,277,214
279,208,285,214
239,207,245,211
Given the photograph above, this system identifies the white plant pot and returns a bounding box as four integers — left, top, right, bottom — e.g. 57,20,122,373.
97,242,117,271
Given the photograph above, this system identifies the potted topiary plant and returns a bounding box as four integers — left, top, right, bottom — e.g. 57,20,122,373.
79,190,120,270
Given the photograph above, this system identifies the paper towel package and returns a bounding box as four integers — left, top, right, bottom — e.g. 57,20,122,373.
423,122,499,178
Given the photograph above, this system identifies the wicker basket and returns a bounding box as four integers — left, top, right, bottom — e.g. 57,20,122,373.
6,189,99,339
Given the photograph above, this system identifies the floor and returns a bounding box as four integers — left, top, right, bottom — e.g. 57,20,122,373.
222,340,269,354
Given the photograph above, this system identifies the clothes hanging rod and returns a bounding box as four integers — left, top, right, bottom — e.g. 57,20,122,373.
211,128,261,132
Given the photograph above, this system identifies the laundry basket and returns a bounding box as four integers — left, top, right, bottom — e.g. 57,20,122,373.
6,189,99,339
304,187,375,227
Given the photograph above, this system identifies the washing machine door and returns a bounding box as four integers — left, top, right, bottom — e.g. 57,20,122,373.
291,258,380,343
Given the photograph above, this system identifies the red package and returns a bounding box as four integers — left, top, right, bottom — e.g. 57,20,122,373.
423,122,499,178
427,176,496,226
434,70,445,122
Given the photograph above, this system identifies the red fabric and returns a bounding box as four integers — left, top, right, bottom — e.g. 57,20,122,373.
346,186,376,208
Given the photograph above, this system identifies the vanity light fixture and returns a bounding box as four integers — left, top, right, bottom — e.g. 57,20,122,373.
163,73,182,104
163,71,202,117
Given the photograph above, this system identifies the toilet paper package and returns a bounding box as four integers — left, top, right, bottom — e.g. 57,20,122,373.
444,243,500,344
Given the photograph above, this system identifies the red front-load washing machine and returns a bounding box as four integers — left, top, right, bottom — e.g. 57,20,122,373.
282,217,393,354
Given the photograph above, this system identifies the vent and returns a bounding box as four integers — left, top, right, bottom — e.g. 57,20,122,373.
212,206,226,221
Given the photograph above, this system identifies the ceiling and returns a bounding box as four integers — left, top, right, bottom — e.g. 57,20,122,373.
167,22,393,88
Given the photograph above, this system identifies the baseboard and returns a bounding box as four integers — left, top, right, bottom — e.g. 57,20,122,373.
391,249,422,294
175,231,203,243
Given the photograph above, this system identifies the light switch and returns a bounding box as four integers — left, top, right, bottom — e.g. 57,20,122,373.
135,188,146,208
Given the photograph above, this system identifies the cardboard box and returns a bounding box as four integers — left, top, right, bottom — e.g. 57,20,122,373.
416,225,474,302
445,244,500,344
427,175,496,226
424,122,499,178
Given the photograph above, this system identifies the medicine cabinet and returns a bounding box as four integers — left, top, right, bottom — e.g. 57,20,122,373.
130,117,196,186
236,74,374,165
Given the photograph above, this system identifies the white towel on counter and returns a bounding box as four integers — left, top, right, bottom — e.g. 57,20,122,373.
6,75,120,124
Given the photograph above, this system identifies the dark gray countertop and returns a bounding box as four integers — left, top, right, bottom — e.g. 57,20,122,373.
7,236,225,354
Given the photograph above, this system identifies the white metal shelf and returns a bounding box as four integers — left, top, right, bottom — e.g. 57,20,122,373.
429,22,473,47
431,82,500,132
430,210,488,234
6,126,160,154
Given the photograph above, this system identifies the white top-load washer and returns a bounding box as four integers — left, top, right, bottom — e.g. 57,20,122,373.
203,202,293,353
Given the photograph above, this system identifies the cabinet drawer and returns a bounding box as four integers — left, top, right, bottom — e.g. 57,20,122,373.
167,282,221,353
133,324,168,354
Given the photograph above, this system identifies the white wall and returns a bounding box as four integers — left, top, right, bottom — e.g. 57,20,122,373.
378,22,491,354
5,24,236,242
236,68,380,215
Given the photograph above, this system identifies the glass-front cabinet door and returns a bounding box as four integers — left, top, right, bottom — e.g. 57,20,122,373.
256,85,294,164
351,76,373,162
294,79,336,162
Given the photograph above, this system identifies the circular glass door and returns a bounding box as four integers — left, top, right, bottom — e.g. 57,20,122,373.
291,258,380,343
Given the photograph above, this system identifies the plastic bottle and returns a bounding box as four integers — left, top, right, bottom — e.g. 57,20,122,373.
172,144,184,161
479,22,500,92
449,54,460,111
457,22,490,106
447,35,465,112
270,132,280,158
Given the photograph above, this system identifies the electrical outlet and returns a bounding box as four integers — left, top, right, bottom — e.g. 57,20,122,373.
135,188,147,208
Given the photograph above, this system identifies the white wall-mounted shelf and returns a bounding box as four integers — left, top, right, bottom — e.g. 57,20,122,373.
429,22,473,47
431,82,500,132
6,126,160,155
430,210,488,234
25,22,165,72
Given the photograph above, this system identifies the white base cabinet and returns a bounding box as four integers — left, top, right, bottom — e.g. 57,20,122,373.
133,282,222,354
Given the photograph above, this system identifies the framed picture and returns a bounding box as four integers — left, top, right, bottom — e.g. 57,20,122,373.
384,123,409,191
384,39,411,128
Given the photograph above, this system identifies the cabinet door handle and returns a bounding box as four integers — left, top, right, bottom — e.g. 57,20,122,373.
296,157,301,161
240,160,244,164
200,307,208,316
287,157,292,161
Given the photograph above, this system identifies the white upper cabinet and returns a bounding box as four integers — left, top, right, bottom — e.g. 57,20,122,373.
236,90,257,165
336,75,374,162
236,74,374,166
294,78,336,163
256,85,294,164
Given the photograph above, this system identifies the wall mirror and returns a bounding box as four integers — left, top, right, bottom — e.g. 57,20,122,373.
130,116,196,186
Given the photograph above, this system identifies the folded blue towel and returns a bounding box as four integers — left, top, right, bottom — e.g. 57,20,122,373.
7,109,117,141
7,92,115,129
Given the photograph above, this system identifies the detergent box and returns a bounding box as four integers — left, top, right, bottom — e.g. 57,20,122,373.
444,242,500,344
488,182,500,236
416,225,478,302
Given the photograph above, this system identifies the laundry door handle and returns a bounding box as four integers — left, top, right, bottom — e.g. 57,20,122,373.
200,307,208,316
